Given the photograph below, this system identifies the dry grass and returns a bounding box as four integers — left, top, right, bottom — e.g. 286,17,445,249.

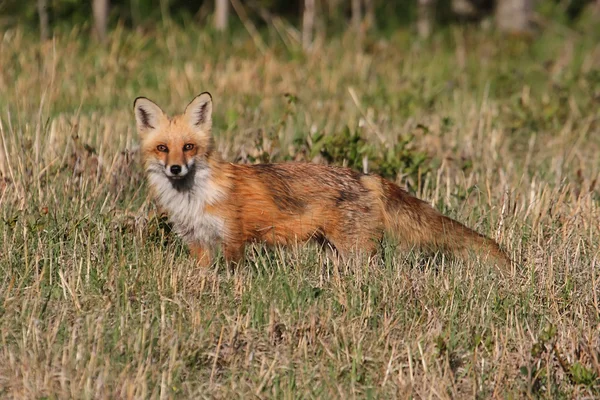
0,21,599,399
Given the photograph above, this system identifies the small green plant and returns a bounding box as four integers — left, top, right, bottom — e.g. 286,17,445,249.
310,126,367,172
521,324,600,396
308,126,430,185
570,362,598,387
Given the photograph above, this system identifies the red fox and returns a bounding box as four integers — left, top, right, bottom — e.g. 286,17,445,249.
133,93,511,270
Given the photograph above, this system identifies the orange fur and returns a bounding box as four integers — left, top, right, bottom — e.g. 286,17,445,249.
134,93,511,270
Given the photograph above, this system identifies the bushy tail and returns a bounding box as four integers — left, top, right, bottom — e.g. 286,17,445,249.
377,178,511,269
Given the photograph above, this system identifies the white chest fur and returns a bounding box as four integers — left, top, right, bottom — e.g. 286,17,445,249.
148,167,226,245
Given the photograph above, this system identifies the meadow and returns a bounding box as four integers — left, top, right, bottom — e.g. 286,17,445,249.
0,18,599,398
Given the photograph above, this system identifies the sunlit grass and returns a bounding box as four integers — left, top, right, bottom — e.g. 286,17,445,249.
0,21,599,398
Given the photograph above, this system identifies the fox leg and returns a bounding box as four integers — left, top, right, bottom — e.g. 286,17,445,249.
324,242,345,266
325,229,381,264
189,244,213,268
223,241,245,268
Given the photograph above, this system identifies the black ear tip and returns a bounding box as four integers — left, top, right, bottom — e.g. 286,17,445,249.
198,92,212,101
133,96,148,109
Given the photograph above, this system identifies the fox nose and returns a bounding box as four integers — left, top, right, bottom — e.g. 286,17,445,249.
170,165,182,175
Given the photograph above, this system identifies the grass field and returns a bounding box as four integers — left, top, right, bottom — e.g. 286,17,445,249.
1,18,600,398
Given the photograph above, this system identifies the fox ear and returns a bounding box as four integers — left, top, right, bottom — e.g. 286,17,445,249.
184,92,212,133
134,97,165,136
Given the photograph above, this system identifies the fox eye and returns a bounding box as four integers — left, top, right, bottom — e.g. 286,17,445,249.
156,145,168,152
183,143,194,151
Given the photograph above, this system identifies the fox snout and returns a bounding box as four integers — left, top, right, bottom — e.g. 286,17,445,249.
164,159,193,179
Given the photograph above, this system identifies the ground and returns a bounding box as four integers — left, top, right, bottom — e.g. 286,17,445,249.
0,20,599,398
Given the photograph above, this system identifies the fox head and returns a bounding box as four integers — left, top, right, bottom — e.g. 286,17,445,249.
133,93,214,181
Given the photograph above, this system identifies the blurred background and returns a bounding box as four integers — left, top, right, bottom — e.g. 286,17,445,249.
1,0,599,43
